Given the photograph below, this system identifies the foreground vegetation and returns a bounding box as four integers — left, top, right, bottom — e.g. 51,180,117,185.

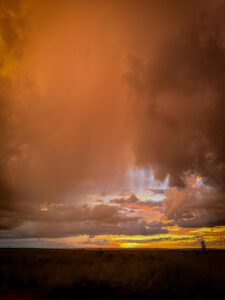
0,249,224,299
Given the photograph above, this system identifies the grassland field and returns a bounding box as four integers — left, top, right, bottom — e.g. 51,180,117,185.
0,248,225,299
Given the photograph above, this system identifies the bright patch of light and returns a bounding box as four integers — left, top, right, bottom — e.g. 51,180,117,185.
127,167,169,192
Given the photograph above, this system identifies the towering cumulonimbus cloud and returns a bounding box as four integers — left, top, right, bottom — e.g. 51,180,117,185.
124,0,225,227
126,0,225,190
0,0,225,238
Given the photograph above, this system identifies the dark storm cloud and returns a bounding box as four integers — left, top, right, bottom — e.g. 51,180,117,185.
126,1,225,189
125,1,225,226
0,0,225,239
164,180,225,228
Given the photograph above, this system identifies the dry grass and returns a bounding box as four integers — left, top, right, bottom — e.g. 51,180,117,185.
0,249,224,299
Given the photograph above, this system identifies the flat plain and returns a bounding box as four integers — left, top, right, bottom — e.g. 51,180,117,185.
0,249,225,299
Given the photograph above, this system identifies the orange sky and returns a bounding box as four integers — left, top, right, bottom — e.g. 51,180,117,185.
0,0,225,249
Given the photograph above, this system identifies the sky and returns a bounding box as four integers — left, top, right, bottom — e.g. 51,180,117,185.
0,0,225,249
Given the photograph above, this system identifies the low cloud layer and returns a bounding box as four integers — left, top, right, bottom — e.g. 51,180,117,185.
0,200,167,238
165,176,225,227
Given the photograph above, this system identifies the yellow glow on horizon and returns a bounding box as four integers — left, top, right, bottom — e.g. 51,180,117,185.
120,243,141,248
42,225,225,249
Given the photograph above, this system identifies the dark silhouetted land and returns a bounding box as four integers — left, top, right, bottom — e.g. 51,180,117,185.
0,248,225,299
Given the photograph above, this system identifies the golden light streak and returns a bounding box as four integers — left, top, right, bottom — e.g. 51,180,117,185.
42,226,225,249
